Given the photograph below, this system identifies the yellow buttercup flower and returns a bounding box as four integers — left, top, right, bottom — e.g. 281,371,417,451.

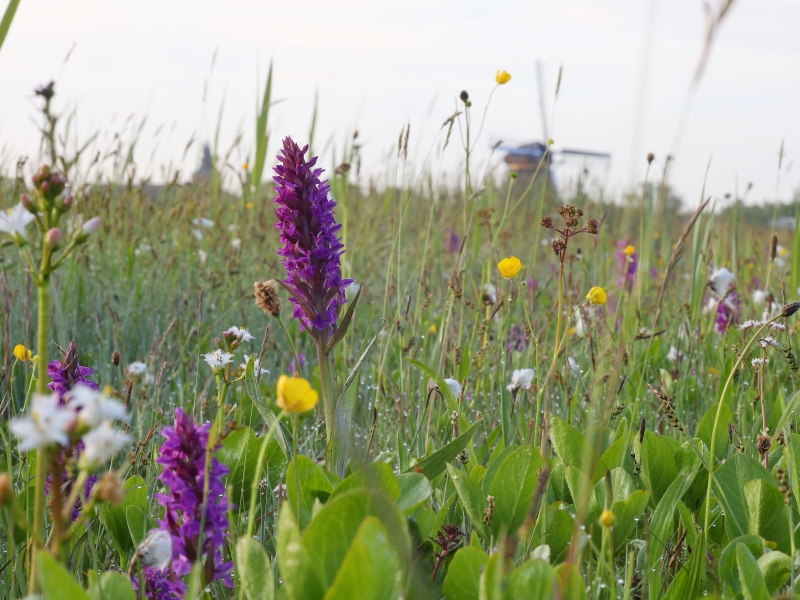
246,202,254,210
495,70,511,85
599,509,616,528
13,344,32,362
498,256,522,279
624,245,635,256
276,375,319,414
586,286,607,305
428,324,437,336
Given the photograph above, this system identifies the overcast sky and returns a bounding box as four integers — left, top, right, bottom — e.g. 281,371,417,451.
1,0,798,205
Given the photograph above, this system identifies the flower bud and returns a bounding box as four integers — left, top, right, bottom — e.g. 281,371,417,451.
460,90,469,103
0,472,13,506
599,508,616,528
46,228,63,246
647,153,655,164
20,193,37,214
81,217,101,236
62,195,74,211
40,181,51,196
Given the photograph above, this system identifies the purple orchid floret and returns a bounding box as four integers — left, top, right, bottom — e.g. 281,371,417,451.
132,567,175,600
273,137,353,337
155,408,233,593
47,339,98,400
715,291,740,333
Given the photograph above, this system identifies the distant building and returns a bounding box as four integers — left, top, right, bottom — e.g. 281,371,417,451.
192,144,213,186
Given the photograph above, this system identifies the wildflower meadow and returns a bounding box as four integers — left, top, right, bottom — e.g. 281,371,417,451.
2,3,800,600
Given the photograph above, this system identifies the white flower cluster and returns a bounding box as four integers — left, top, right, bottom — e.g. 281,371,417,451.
10,385,131,470
740,319,786,332
751,357,770,368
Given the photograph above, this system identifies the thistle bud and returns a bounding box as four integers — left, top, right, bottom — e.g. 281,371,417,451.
781,301,800,318
82,217,101,236
0,472,13,506
254,280,282,317
510,171,517,179
45,228,63,246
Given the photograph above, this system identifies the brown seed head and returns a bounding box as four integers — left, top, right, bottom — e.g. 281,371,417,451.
254,280,282,318
781,301,800,318
112,350,120,367
647,153,655,164
540,215,553,229
95,472,125,505
0,473,13,506
584,217,599,235
459,90,469,103
770,234,778,262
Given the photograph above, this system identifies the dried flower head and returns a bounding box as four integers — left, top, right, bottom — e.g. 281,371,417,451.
781,301,800,318
254,279,282,317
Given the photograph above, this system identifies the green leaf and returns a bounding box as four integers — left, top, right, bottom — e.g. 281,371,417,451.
743,478,791,553
447,463,490,540
479,551,504,600
245,356,293,460
184,561,205,600
276,504,326,600
396,473,431,514
87,571,136,600
125,505,148,547
592,437,633,484
489,446,544,536
303,489,411,591
662,535,706,600
550,415,596,474
504,559,555,599
286,455,334,529
482,444,519,496
405,421,481,480
697,402,733,462
330,461,399,501
545,505,575,563
554,563,587,600
443,547,489,600
648,448,701,600
719,535,765,597
612,490,649,552
736,543,770,600
405,357,459,413
564,466,601,526
756,550,791,593
0,0,20,55
714,453,776,540
39,551,90,600
236,537,275,600
98,475,148,556
219,425,287,508
323,517,402,600
640,431,678,506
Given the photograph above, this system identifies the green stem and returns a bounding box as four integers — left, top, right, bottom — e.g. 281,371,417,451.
317,342,347,476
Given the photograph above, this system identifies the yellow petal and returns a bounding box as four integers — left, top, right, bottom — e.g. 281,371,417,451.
586,286,607,305
498,256,522,279
495,70,512,85
276,375,319,414
13,344,32,362
624,245,635,256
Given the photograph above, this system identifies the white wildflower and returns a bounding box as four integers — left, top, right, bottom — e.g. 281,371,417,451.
225,326,255,342
10,393,75,451
751,357,769,368
443,378,462,399
568,357,579,373
79,421,132,469
760,337,778,348
482,283,497,304
769,322,786,332
0,203,36,240
740,319,763,331
776,245,789,268
752,290,768,305
666,346,683,362
507,369,535,393
136,529,173,570
192,228,204,241
198,249,208,264
127,361,148,376
203,349,234,370
231,238,242,249
709,267,735,297
192,218,214,228
241,355,269,376
67,384,129,428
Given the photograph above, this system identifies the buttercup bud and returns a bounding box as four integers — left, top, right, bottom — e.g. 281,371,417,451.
599,509,616,528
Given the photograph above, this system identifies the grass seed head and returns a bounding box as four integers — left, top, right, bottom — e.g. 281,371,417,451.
254,279,282,317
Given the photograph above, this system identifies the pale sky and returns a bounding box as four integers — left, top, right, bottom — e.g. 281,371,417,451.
1,0,798,205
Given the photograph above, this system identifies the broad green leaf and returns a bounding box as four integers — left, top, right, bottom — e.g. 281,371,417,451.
504,559,555,599
323,517,402,600
431,492,459,538
489,446,544,536
87,571,136,600
39,552,90,600
219,425,288,508
482,444,519,496
125,505,148,546
396,473,431,514
612,490,649,552
447,463,490,539
303,489,410,591
743,479,791,553
276,504,326,600
236,537,275,600
756,550,791,593
545,505,575,564
554,563,587,600
713,453,775,540
594,467,635,507
719,535,765,597
697,402,733,462
550,415,596,474
405,421,481,480
640,431,677,506
245,356,293,460
564,466,601,527
285,455,334,529
443,547,488,600
736,543,770,600
330,461,399,501
592,437,633,484
479,551,503,600
98,475,148,555
648,448,701,600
